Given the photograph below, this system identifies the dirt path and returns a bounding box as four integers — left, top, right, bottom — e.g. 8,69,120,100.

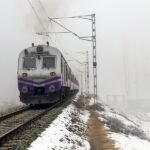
83,97,118,150
86,110,118,150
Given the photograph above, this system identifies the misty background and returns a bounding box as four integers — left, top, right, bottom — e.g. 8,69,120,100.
0,0,150,112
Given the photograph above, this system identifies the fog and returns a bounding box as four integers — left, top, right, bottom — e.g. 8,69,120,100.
0,0,150,112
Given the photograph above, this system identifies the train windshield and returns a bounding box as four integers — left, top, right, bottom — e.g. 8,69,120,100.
43,56,55,69
23,57,36,69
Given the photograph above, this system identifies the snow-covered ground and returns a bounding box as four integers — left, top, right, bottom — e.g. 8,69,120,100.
27,95,150,150
28,95,90,150
97,101,150,150
0,100,24,115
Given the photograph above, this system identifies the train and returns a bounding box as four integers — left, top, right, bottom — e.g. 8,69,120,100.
17,42,79,105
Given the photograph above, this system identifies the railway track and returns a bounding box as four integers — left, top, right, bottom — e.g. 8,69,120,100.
0,100,70,150
0,106,29,121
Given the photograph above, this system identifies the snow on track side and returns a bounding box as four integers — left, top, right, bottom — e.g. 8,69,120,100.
96,101,150,150
28,97,90,150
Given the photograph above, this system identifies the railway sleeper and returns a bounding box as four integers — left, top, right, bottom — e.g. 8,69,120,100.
0,100,71,149
0,148,11,150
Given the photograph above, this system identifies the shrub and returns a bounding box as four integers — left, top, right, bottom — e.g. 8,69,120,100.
101,115,150,141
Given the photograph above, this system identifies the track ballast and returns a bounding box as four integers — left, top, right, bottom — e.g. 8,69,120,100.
0,99,71,150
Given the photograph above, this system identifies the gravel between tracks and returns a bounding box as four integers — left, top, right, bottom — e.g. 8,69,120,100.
0,109,43,136
0,99,71,150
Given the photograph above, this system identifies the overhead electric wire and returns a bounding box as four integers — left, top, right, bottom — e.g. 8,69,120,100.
37,0,66,48
38,0,51,29
47,17,93,41
27,0,49,37
50,15,92,20
48,17,80,38
38,0,49,18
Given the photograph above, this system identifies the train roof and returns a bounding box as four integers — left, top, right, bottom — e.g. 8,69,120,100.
19,44,61,56
18,43,79,84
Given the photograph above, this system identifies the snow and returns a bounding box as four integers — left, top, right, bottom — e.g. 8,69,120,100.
73,93,81,102
97,101,150,150
0,101,24,115
27,95,150,150
28,96,90,150
89,97,94,106
98,108,135,127
124,112,150,142
109,133,150,150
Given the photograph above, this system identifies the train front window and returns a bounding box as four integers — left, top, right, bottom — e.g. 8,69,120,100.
43,56,56,69
23,57,36,69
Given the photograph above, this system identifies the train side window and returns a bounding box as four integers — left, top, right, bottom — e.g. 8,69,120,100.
72,74,73,82
63,61,66,83
23,57,36,69
71,74,72,81
61,57,63,73
66,66,68,81
69,69,70,80
65,65,67,81
43,56,56,69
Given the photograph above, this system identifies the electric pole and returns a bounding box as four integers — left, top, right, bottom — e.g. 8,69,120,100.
92,14,97,103
37,14,97,103
86,51,90,95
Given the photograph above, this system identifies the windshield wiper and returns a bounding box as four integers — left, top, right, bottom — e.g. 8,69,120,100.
43,62,49,69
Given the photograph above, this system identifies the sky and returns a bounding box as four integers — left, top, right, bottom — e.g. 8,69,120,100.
0,0,150,111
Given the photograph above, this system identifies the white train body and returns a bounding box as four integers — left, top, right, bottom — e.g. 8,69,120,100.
18,43,79,105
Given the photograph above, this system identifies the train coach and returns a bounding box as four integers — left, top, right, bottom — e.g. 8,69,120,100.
17,42,79,105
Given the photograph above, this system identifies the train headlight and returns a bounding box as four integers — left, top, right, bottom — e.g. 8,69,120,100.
22,73,28,78
37,46,43,53
22,86,28,94
49,85,55,93
50,72,56,77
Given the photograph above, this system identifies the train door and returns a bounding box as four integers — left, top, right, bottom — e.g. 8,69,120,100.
66,65,68,87
61,56,65,85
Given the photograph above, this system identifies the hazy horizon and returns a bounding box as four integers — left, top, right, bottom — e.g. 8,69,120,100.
0,0,150,112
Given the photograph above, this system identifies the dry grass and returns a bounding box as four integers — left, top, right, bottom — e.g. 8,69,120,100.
87,103,105,112
101,114,150,141
86,111,118,150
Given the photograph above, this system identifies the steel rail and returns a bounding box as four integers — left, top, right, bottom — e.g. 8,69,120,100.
0,106,29,122
0,101,61,146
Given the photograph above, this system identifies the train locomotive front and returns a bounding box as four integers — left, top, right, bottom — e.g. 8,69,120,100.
17,43,79,105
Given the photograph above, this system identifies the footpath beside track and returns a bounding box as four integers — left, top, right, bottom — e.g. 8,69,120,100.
0,99,71,150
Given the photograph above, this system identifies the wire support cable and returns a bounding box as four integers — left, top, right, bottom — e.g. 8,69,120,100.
27,0,49,37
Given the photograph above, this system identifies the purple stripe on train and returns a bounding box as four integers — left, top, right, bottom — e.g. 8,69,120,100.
18,77,62,95
18,76,61,85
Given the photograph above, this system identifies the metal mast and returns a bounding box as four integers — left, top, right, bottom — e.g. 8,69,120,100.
86,51,90,95
92,14,97,103
37,14,97,103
